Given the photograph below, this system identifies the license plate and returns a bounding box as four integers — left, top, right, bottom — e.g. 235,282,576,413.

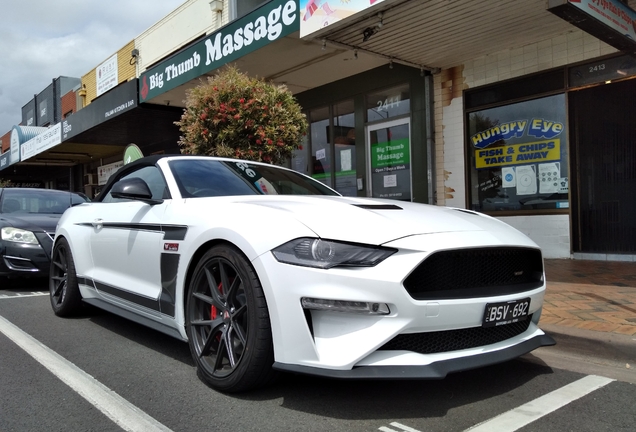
482,298,530,327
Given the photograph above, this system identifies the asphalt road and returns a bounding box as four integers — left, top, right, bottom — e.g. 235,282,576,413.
1,280,634,432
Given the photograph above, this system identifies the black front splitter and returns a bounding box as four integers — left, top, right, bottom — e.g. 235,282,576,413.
273,333,556,379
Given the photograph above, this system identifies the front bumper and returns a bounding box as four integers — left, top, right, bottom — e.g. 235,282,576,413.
253,231,551,372
0,234,52,277
273,332,555,379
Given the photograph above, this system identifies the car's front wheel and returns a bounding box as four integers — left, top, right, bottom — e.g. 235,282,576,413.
49,237,83,316
186,244,276,393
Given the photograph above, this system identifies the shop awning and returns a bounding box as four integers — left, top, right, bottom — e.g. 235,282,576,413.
14,79,182,168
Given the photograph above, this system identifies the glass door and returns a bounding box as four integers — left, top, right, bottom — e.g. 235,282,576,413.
366,118,412,201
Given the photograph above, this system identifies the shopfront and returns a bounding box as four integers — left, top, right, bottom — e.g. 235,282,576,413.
464,54,636,256
294,64,433,203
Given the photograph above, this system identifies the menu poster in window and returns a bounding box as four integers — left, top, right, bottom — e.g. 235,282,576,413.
539,162,561,194
516,165,537,195
340,148,352,171
502,167,516,188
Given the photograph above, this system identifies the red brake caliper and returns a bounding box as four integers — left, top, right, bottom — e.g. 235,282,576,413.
211,281,223,320
211,281,224,343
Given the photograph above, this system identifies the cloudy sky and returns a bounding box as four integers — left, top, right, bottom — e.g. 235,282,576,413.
0,0,186,135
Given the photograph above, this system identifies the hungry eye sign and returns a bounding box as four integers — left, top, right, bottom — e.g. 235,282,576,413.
471,118,564,149
528,118,563,139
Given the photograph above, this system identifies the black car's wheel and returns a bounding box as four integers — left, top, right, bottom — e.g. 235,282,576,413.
186,244,276,393
49,237,83,316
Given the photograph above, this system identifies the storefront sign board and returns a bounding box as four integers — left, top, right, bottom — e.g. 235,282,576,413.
548,0,636,52
300,0,387,37
21,123,62,161
97,54,119,97
139,0,300,103
62,79,138,141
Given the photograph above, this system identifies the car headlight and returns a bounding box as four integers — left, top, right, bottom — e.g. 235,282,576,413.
1,227,39,245
272,238,396,269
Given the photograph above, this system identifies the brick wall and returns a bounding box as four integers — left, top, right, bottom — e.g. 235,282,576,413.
434,29,619,258
61,90,77,118
0,130,10,153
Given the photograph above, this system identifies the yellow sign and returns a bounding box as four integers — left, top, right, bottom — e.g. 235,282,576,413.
475,139,560,169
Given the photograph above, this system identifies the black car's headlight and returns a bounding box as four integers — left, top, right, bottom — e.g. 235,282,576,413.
272,238,396,269
1,227,39,245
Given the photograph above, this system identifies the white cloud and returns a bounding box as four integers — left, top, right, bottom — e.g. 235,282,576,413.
0,0,185,135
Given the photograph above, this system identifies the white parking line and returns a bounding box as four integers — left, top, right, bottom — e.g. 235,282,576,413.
0,292,48,299
0,315,174,432
379,421,422,432
464,374,615,432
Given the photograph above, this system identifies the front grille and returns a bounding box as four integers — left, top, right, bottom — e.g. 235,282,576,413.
379,316,532,355
403,247,543,300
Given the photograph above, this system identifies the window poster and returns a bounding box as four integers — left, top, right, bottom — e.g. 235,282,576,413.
370,123,411,201
515,165,537,195
538,162,561,194
502,166,516,188
467,94,569,212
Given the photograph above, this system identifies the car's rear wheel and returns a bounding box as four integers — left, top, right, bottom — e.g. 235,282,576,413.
49,237,83,316
186,244,276,393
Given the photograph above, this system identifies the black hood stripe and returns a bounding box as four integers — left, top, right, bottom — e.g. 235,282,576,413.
76,222,187,241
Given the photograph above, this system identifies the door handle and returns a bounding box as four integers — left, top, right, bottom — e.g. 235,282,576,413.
92,218,103,229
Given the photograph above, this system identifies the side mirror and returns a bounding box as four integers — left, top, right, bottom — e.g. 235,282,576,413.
111,177,163,205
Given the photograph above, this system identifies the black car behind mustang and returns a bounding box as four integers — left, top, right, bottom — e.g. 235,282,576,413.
0,187,89,284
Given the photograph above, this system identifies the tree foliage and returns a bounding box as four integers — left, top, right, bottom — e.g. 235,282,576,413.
176,66,307,165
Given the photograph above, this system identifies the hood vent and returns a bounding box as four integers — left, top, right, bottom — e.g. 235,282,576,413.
453,208,480,216
354,204,403,210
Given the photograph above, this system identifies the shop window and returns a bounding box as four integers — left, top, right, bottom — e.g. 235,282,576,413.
333,100,356,196
309,106,331,188
466,94,569,213
291,134,309,175
366,84,410,122
303,101,357,195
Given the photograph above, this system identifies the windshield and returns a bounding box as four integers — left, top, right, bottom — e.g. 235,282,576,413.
169,159,340,198
0,189,89,214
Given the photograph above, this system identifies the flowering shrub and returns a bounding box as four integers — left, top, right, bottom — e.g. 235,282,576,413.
176,66,307,165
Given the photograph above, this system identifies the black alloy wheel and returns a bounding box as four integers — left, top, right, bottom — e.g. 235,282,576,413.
49,237,83,316
186,244,276,393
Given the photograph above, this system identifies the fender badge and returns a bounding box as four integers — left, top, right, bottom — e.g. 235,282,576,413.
164,243,179,252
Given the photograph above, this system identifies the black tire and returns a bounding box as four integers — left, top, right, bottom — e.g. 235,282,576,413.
186,244,277,393
49,237,83,316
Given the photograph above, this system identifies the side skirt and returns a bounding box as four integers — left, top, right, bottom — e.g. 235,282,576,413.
82,297,187,342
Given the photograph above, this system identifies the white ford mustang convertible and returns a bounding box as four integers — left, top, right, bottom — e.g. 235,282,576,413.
49,154,554,392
